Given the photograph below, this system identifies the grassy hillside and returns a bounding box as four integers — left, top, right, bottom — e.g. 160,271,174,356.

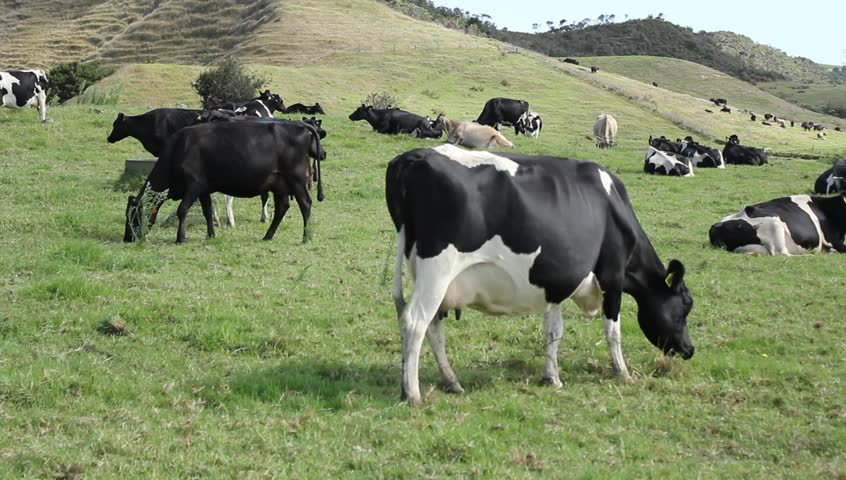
577,56,846,131
759,81,846,119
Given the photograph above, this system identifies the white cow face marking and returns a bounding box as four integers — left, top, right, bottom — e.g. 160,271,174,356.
431,144,519,176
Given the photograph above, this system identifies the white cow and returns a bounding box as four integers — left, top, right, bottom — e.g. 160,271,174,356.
442,118,514,149
593,114,618,149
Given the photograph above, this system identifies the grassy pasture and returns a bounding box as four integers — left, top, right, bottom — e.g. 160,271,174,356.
1,89,845,478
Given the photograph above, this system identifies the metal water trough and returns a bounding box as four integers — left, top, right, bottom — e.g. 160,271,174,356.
124,158,156,175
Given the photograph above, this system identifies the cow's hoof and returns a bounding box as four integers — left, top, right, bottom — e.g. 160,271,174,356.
541,376,564,389
442,381,465,394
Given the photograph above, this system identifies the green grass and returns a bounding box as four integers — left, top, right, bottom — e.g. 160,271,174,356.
1,91,845,478
577,56,846,130
759,81,846,119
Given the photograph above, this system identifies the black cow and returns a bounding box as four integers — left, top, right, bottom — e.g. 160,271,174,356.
709,193,846,255
0,69,49,122
750,114,757,121
286,102,326,115
590,66,599,73
653,82,659,87
705,109,714,113
720,106,731,114
764,113,774,120
649,135,682,153
814,159,846,195
762,121,772,126
108,108,203,157
348,105,441,138
123,121,326,244
386,144,694,404
563,58,579,65
722,135,768,166
714,98,727,105
475,97,530,133
835,127,841,132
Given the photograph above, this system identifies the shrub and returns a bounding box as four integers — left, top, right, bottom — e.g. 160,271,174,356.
192,57,267,109
47,61,115,104
362,91,398,109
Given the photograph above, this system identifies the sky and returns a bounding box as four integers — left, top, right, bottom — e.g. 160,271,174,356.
432,0,845,65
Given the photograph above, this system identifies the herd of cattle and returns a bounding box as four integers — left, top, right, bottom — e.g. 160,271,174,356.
3,65,846,403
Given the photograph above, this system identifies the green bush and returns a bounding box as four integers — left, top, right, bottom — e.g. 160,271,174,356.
47,61,115,104
192,57,267,109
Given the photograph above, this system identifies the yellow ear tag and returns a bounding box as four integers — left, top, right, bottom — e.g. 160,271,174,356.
665,272,675,288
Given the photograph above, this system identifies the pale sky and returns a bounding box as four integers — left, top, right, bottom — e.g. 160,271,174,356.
432,0,845,65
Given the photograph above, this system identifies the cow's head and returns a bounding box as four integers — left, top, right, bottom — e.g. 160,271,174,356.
314,103,326,115
348,104,372,121
637,259,695,359
302,117,327,139
727,134,740,145
267,94,286,113
107,113,129,143
123,194,142,242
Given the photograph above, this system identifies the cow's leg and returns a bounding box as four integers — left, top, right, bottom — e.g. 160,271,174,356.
37,91,47,122
290,182,313,243
602,291,632,382
175,192,200,244
425,314,464,394
400,254,456,404
262,191,291,241
541,304,564,388
223,194,235,227
198,194,215,239
260,192,270,223
392,227,407,316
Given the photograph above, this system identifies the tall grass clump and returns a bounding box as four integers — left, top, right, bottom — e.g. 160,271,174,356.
76,84,122,105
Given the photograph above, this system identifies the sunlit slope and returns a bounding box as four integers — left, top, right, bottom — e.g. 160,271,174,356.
578,56,845,130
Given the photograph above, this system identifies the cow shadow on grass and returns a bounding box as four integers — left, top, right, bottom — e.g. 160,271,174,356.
201,356,611,408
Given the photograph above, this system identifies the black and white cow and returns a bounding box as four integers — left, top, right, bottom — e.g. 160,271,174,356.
709,194,846,255
124,120,326,244
680,137,725,169
386,144,695,404
644,147,694,176
0,69,49,122
475,97,529,133
814,159,846,195
234,92,286,118
722,135,768,166
515,111,543,138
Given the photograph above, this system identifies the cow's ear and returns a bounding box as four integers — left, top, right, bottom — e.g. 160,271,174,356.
118,113,124,120
665,260,685,290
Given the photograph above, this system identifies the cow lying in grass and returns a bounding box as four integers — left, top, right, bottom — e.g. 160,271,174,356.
124,120,326,244
348,105,442,138
709,193,846,255
644,147,694,176
442,118,514,149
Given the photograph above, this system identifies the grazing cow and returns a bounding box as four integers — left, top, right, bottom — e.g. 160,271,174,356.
680,136,725,169
649,135,682,153
750,114,757,121
475,97,529,133
108,108,203,157
814,124,825,131
123,120,326,244
593,114,618,148
711,98,727,106
590,66,599,73
348,105,442,138
720,106,731,114
764,113,774,120
0,69,49,122
722,135,768,166
836,127,841,132
709,193,846,255
442,117,514,149
386,144,695,403
644,147,694,176
563,58,580,65
801,121,813,132
234,93,286,118
817,132,827,140
285,102,326,115
705,109,714,113
814,159,846,195
653,82,659,87
515,111,543,138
